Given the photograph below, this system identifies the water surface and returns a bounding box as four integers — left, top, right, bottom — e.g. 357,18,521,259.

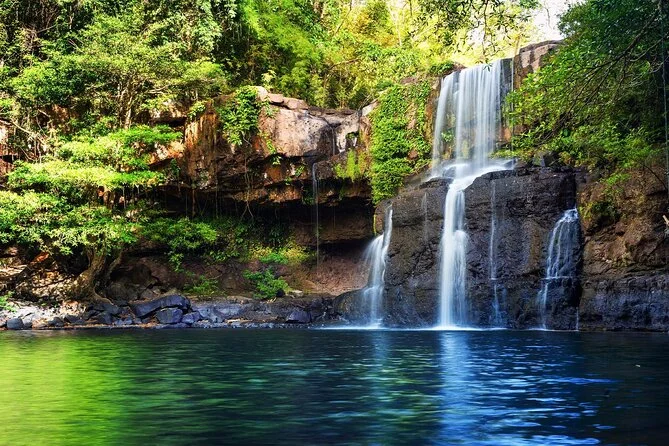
1,329,668,445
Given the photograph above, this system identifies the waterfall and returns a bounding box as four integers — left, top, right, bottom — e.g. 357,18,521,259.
361,208,393,327
312,165,319,275
489,181,503,327
433,59,512,329
537,208,581,328
430,75,454,177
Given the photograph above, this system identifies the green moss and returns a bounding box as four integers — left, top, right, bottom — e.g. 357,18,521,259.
334,150,364,181
369,80,432,203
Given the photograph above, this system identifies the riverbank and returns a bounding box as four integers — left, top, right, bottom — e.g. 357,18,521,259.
0,294,337,331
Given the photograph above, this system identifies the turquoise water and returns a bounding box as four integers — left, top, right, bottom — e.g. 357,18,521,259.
1,329,668,445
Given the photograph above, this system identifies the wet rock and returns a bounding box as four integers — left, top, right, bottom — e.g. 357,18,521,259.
94,312,114,325
285,309,310,324
334,289,368,324
82,310,98,321
6,318,25,330
65,314,86,325
91,300,121,316
48,317,65,328
194,301,251,323
129,294,191,319
157,322,189,329
155,308,183,324
363,168,580,329
182,312,201,325
579,276,669,331
114,317,134,327
0,318,6,328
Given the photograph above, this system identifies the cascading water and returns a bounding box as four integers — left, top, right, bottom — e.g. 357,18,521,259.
361,208,393,327
537,208,581,328
433,59,512,328
489,181,504,327
312,165,320,275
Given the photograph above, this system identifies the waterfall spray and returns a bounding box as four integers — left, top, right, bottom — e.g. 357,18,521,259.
537,208,580,328
362,208,393,327
433,60,512,328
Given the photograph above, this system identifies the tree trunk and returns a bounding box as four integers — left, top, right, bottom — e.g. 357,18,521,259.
69,248,122,301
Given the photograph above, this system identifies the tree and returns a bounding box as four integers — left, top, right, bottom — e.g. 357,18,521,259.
509,0,666,172
415,0,539,59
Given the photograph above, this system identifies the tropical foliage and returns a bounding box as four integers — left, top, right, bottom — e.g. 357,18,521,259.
510,0,667,176
0,0,540,299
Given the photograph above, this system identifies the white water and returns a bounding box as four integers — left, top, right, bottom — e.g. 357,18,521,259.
489,181,504,327
362,208,393,328
433,60,511,329
538,208,580,328
312,166,319,276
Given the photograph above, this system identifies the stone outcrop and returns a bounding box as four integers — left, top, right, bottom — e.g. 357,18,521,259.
339,162,669,332
130,294,191,319
513,40,561,89
141,88,377,251
192,296,333,326
0,293,337,330
577,165,669,330
338,168,581,329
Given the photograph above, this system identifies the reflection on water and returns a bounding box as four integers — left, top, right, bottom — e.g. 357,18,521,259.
1,329,668,445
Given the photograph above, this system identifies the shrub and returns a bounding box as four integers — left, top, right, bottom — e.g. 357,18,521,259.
243,268,288,299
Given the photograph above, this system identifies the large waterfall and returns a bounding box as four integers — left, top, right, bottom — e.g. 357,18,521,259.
537,208,581,328
432,60,512,328
361,208,393,327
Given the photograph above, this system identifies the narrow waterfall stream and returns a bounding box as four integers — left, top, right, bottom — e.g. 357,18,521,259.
489,181,504,327
362,208,393,327
312,165,319,276
432,60,512,328
537,208,581,328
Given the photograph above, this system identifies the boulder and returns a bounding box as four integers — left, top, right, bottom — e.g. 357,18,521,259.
129,294,191,318
32,319,48,330
285,309,311,324
6,318,25,330
64,314,85,325
155,308,184,324
48,317,65,328
182,312,201,325
90,300,122,316
94,312,114,325
114,317,134,327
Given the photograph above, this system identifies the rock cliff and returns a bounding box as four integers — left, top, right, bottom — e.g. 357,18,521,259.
338,168,581,329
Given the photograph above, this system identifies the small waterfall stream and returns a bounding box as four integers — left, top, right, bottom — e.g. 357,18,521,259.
433,60,511,328
537,208,581,328
489,181,504,327
312,165,319,276
362,208,393,327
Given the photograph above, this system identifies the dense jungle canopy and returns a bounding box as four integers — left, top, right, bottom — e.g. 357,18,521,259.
0,0,667,300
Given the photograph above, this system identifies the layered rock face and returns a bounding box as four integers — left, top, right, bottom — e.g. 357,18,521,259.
169,89,373,246
341,163,669,331
513,40,561,89
578,166,669,330
356,168,581,329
